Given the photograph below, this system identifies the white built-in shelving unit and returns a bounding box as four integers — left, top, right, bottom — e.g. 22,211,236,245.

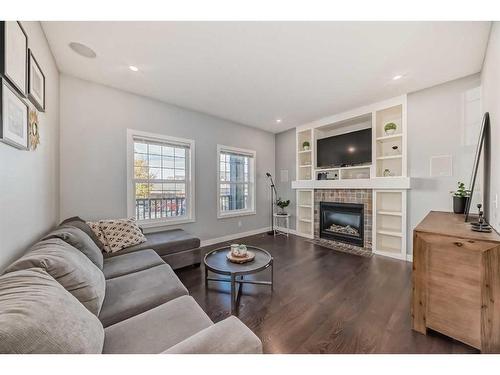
373,190,407,260
293,95,409,260
295,128,315,238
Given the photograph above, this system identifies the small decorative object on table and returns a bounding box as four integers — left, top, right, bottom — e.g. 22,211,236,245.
450,181,470,214
383,168,391,177
384,122,397,135
470,204,493,233
276,197,290,215
302,141,310,151
227,244,255,264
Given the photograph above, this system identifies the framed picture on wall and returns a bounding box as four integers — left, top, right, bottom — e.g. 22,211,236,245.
28,49,45,111
0,77,29,149
0,21,28,96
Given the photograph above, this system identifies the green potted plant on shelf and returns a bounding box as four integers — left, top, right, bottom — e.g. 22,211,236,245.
302,141,310,151
276,197,291,215
450,181,471,214
384,122,397,135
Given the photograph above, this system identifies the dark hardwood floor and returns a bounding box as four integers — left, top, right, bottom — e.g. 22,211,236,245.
176,232,478,354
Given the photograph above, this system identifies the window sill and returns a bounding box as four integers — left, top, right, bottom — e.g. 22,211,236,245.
217,210,256,219
138,217,195,230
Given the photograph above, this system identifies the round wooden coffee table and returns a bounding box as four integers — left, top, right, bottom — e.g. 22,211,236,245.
204,246,274,314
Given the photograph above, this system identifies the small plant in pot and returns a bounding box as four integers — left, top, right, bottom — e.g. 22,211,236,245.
384,122,397,135
450,182,471,214
302,141,310,151
276,197,291,215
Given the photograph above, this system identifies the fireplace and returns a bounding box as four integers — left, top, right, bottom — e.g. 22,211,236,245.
319,202,364,247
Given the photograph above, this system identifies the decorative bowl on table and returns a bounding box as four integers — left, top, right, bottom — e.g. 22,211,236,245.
227,244,255,264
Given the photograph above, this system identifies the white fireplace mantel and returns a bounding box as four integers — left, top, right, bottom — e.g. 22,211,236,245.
291,177,411,190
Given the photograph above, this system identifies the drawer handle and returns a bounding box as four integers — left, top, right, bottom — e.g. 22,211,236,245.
454,242,463,247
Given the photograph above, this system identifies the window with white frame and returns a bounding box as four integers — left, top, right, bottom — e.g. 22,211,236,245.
127,130,195,226
217,145,256,218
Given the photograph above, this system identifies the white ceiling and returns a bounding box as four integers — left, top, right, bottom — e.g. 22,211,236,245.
42,21,491,133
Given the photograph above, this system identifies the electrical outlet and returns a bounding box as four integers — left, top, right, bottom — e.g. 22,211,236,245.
238,220,242,228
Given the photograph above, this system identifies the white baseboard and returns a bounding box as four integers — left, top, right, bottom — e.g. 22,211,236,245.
200,227,270,247
275,226,298,236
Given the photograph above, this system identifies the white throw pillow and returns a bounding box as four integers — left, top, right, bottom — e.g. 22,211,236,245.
86,221,112,253
98,218,146,253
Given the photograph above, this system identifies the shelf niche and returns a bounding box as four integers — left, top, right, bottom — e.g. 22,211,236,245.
375,105,404,178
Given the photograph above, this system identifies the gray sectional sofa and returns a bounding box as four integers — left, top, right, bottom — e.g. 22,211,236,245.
0,222,262,354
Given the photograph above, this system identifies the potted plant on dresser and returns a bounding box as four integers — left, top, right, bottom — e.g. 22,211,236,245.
451,181,471,214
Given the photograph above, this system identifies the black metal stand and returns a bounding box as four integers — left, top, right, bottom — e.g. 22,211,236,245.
266,173,278,235
268,180,275,235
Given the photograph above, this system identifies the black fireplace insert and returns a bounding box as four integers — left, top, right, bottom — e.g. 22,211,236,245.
320,202,364,247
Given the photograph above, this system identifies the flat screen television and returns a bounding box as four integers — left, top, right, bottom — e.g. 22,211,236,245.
317,128,372,168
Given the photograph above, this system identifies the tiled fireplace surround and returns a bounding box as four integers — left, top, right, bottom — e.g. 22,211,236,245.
314,189,373,250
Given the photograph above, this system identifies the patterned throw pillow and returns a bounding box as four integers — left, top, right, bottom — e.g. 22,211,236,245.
86,221,112,253
98,218,146,253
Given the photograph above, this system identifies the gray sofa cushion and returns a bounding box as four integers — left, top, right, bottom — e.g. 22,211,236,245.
103,296,212,353
103,229,200,258
99,264,188,327
103,249,165,279
60,217,107,253
4,238,106,316
0,268,104,354
43,226,104,269
164,316,263,354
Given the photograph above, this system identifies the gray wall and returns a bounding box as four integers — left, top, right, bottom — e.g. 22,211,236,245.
481,22,500,232
407,74,482,254
59,75,275,241
275,128,296,229
274,74,482,254
0,22,60,270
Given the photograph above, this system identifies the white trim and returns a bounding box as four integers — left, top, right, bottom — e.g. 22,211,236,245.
276,226,298,236
139,217,196,230
200,227,270,247
218,209,257,219
292,177,411,190
296,95,407,132
373,250,408,261
126,128,196,225
216,144,256,219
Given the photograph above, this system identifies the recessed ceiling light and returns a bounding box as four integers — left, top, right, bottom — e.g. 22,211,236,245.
129,65,139,72
69,42,96,58
392,74,403,81
276,119,282,123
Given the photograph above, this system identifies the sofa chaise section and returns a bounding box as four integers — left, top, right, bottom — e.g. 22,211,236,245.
103,229,201,270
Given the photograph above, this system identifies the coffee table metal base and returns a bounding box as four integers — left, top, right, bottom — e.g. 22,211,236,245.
205,260,273,314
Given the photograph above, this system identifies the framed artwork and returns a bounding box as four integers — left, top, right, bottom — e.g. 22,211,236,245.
0,77,29,149
28,49,45,111
0,21,28,96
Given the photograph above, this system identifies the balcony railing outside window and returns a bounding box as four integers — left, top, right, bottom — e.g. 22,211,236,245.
135,197,186,220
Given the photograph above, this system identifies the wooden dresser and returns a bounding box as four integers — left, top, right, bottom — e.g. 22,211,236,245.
412,211,500,352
